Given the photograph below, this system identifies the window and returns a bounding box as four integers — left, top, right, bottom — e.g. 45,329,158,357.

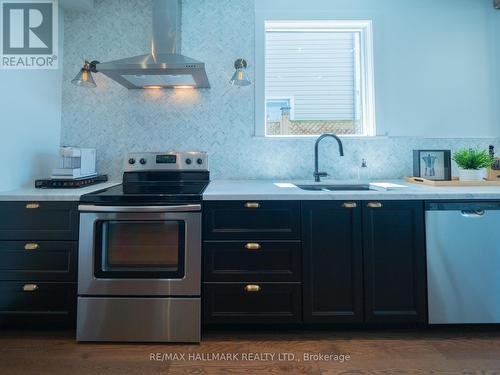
266,98,293,122
260,20,375,137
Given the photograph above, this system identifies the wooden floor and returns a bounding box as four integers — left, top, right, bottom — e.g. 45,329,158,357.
1,328,500,374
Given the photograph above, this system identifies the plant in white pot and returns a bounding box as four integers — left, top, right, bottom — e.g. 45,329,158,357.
452,148,494,181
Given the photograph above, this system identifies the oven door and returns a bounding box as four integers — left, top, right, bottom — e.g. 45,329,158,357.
78,204,201,296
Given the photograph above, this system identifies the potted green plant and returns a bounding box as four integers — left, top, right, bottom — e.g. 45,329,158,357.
452,148,494,181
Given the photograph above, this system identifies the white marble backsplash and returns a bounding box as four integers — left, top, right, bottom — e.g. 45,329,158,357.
60,0,499,181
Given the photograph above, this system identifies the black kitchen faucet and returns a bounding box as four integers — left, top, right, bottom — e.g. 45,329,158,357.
314,134,344,182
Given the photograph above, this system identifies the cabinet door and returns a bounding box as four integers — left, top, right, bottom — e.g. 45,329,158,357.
302,201,363,324
363,201,427,323
203,201,301,240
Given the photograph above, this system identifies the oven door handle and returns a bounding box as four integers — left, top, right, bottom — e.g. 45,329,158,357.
78,204,201,213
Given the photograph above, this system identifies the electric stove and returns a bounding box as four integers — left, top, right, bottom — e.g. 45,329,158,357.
80,152,209,205
76,151,208,343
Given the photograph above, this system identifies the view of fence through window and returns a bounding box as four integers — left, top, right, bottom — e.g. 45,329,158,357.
265,21,374,136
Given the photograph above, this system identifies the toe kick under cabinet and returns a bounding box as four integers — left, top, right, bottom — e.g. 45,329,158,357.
0,202,79,327
203,201,302,324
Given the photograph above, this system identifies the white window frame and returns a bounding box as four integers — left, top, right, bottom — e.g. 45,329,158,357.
255,19,376,138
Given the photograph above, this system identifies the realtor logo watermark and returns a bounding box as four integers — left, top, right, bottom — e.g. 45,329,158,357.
1,0,58,69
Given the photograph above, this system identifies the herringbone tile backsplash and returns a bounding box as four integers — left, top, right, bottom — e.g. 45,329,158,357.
61,0,499,181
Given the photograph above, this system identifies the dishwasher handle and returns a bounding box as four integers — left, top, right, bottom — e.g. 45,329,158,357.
426,201,500,211
461,210,486,218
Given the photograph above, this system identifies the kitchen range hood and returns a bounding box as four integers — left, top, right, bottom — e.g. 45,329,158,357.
95,0,209,89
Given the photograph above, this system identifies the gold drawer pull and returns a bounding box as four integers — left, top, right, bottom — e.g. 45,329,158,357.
367,202,383,208
244,202,260,209
244,284,261,293
22,284,39,292
26,203,40,209
342,202,357,209
245,243,261,250
24,243,39,250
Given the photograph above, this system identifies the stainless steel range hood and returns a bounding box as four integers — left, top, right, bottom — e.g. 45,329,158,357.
96,0,209,89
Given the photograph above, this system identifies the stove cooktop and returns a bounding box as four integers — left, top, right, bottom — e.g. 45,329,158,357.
81,170,210,206
81,152,210,205
80,182,209,205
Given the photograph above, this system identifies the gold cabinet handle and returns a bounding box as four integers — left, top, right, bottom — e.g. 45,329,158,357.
244,284,261,293
24,243,39,250
367,202,383,208
244,243,261,250
342,202,357,209
26,203,40,209
244,202,260,208
23,284,39,292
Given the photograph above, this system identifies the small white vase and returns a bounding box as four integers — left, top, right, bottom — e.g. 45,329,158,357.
458,168,486,181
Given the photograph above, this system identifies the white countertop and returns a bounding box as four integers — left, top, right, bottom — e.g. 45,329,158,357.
2,179,500,202
203,180,500,201
0,181,121,201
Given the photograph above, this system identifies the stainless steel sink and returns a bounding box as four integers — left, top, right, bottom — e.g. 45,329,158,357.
297,184,371,192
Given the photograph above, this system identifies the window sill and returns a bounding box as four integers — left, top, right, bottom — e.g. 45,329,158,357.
253,134,388,140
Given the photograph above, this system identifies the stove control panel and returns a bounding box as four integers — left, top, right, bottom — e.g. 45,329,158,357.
125,151,208,172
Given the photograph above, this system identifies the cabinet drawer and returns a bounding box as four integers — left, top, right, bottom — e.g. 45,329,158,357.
0,241,77,281
203,201,300,240
203,241,301,282
0,202,78,240
0,282,76,327
203,282,302,324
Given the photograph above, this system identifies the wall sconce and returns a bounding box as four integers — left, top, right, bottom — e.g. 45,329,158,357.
230,58,251,86
71,60,99,88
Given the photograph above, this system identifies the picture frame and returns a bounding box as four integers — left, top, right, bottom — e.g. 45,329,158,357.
413,150,452,181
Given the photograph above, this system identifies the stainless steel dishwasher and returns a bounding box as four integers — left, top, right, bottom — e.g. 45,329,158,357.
426,201,500,324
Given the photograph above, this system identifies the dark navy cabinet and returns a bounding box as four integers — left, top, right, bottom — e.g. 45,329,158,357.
301,201,364,324
203,240,301,282
0,201,79,327
202,201,302,325
0,282,76,327
203,201,301,240
0,202,78,240
203,283,302,324
363,201,427,323
203,199,428,326
0,241,77,281
301,200,427,325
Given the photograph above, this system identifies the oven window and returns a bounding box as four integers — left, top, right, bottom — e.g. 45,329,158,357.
94,220,185,279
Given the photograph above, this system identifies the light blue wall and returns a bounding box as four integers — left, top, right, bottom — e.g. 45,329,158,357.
494,8,500,130
256,0,499,138
0,12,64,191
60,0,500,180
